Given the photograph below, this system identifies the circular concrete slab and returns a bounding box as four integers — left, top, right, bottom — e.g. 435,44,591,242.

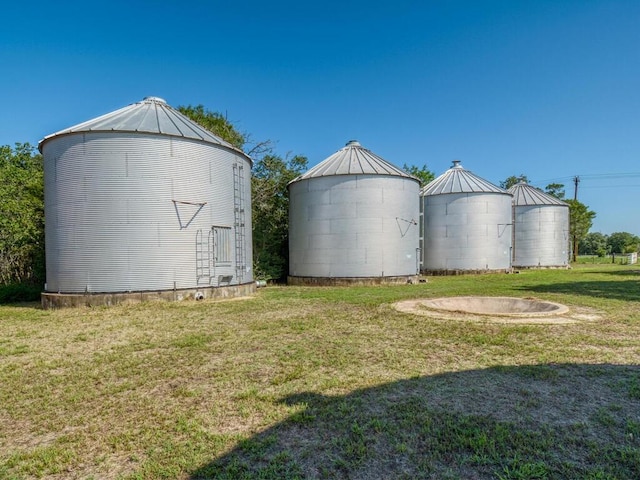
393,296,597,325
420,296,569,317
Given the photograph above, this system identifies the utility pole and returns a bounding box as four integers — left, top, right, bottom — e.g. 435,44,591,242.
572,175,580,261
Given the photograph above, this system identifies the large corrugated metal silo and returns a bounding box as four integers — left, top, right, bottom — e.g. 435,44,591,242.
420,161,512,274
288,140,420,284
507,182,570,268
39,97,254,307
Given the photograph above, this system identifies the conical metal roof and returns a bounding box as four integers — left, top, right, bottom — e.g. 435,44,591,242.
290,140,416,183
508,182,568,206
39,97,248,159
420,160,508,196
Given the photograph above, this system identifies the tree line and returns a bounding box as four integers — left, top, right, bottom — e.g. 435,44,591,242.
579,232,640,257
0,144,45,288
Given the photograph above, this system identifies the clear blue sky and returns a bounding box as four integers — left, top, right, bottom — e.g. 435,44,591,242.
1,0,638,235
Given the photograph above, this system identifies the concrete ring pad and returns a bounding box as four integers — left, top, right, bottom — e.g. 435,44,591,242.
420,296,569,317
392,296,599,324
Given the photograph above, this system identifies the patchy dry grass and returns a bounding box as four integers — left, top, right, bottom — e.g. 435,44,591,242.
1,264,640,479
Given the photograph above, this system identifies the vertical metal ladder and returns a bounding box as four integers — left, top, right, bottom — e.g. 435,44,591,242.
195,228,211,283
418,200,424,273
233,163,246,283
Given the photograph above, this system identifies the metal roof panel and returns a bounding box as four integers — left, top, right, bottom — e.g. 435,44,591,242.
291,140,416,183
508,182,569,206
39,97,249,160
421,161,508,196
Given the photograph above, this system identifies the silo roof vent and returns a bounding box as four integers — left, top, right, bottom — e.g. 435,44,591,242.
421,161,507,196
507,182,568,206
142,96,167,104
290,140,417,183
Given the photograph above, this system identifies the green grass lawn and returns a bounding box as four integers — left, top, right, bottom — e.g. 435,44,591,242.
1,265,640,479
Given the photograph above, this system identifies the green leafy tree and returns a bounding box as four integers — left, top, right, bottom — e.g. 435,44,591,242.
566,199,596,262
252,154,308,281
402,164,435,187
0,143,45,285
545,183,566,200
607,232,640,254
177,105,247,150
500,174,529,190
579,232,608,256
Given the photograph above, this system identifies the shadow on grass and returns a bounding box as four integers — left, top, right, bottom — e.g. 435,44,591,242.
191,364,640,480
598,269,640,277
516,279,640,302
0,283,42,305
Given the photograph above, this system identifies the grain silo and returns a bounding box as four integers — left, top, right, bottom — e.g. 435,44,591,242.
420,160,512,274
288,140,420,285
39,97,254,308
507,182,570,268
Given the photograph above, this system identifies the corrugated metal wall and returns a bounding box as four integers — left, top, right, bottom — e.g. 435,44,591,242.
43,132,252,293
512,205,569,267
289,175,420,278
422,192,513,271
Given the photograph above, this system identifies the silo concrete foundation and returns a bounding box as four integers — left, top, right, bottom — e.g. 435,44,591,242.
422,268,511,276
41,282,256,309
287,275,419,286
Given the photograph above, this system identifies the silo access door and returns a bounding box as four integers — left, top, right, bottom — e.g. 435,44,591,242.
196,226,234,286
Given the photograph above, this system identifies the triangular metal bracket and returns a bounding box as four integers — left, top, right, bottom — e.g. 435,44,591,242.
173,200,206,230
396,217,417,238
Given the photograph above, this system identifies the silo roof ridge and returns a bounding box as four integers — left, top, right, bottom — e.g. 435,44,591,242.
290,140,417,183
421,162,507,195
38,97,251,161
507,182,569,206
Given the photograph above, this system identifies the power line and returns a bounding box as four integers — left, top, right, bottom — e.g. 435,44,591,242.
532,172,640,185
579,184,640,189
578,172,640,179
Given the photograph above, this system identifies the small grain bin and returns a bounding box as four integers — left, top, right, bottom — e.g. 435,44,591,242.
39,97,254,307
507,182,570,268
420,161,512,274
288,140,420,284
